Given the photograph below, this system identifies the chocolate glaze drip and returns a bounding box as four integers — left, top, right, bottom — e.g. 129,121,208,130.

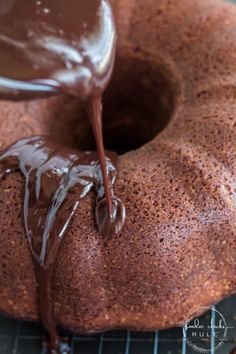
0,0,125,352
0,136,125,353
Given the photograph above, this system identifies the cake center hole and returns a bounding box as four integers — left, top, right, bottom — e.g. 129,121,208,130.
102,55,176,154
53,54,177,154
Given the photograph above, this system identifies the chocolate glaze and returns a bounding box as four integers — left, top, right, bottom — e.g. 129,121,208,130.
0,0,125,352
0,0,116,99
0,136,125,352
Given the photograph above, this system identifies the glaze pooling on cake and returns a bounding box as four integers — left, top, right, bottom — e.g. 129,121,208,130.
0,136,124,351
0,0,236,338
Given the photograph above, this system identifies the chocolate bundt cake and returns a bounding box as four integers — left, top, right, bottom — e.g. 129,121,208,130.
0,0,236,336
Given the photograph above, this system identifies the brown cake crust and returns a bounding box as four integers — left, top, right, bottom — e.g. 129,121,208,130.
0,0,236,333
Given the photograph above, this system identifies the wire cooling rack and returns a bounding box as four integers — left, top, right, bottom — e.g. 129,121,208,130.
0,295,235,354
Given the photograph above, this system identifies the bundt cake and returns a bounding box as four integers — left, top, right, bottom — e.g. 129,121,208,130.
0,0,235,347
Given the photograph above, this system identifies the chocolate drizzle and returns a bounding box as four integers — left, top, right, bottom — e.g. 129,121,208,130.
0,0,125,352
0,136,125,352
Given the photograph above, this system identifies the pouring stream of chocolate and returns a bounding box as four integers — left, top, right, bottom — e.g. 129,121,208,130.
0,1,125,352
